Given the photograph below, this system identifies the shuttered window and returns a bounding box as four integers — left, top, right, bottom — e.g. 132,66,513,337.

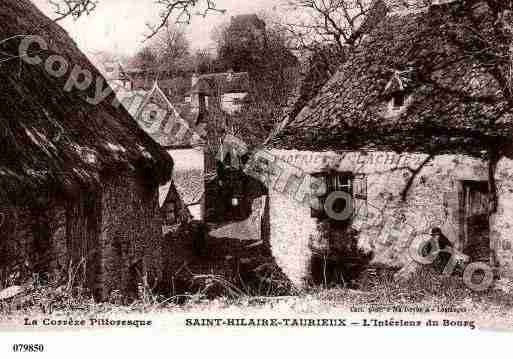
353,173,368,219
311,172,367,221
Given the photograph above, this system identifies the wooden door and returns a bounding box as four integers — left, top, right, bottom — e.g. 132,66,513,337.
461,181,491,263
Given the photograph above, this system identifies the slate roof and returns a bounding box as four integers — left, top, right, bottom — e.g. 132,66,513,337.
270,1,513,157
190,72,250,96
118,83,204,148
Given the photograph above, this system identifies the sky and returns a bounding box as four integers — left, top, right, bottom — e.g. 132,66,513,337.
32,0,287,57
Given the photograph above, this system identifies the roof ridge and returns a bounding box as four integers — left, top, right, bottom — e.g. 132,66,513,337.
269,2,513,156
388,6,429,16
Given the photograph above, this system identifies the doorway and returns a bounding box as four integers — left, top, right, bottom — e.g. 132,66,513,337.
460,181,491,264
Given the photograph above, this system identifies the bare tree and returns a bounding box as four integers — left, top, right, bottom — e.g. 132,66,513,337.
212,15,299,144
193,48,217,73
284,0,379,51
440,0,513,211
132,46,158,71
447,1,513,107
47,0,226,39
48,0,98,21
149,23,191,72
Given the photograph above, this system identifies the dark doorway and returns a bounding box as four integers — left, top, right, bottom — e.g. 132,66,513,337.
460,181,491,264
128,260,144,300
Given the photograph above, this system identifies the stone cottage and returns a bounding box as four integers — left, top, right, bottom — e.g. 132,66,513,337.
266,1,513,287
186,71,250,116
0,0,184,300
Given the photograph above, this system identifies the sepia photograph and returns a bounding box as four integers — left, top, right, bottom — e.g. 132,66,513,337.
0,0,512,356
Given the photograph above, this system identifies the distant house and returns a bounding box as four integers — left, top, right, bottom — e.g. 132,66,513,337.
186,70,250,115
117,82,204,149
185,70,250,185
118,66,186,95
158,176,194,233
266,1,513,287
115,82,205,222
0,0,188,300
118,67,158,91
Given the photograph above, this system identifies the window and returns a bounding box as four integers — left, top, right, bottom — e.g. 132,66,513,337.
311,172,352,221
383,69,413,116
311,172,367,222
149,110,157,122
226,174,247,220
391,91,405,108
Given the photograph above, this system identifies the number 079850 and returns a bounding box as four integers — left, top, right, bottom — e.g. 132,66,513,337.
12,344,44,352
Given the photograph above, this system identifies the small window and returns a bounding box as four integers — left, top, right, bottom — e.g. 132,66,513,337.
311,172,367,222
311,172,354,222
225,171,249,221
383,69,413,114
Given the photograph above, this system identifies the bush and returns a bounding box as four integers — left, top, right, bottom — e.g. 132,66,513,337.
308,222,372,288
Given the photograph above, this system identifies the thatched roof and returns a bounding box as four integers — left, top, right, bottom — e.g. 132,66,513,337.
270,1,513,157
0,0,173,204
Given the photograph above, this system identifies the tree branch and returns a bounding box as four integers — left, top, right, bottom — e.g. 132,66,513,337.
400,154,435,201
47,0,226,40
48,0,98,22
144,0,226,40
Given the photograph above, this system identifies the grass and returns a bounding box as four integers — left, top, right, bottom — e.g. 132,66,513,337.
0,267,510,308
2,264,513,330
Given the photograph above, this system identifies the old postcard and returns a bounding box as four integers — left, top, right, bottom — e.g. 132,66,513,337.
0,0,512,356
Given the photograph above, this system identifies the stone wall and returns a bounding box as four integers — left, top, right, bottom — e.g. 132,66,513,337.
490,157,513,278
0,206,38,284
0,177,167,300
97,175,163,300
0,199,82,288
266,149,513,287
46,205,67,279
65,193,101,295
